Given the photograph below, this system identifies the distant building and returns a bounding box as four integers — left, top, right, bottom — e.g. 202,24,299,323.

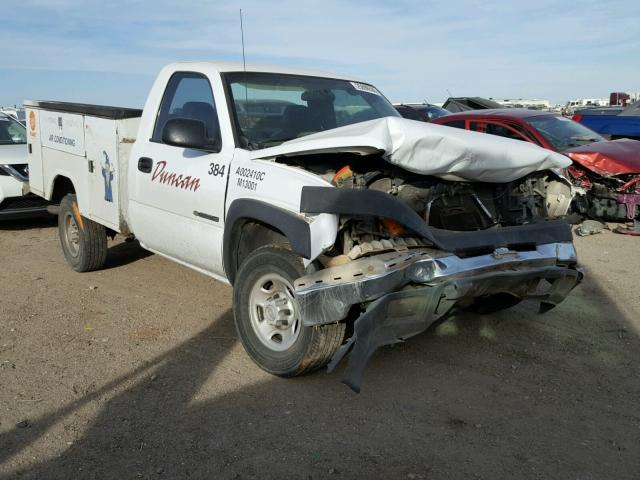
566,98,610,108
490,98,551,110
563,98,610,115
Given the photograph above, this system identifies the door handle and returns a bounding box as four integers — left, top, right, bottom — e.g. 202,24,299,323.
138,157,153,173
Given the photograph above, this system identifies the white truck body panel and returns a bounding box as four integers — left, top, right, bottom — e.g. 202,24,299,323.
39,110,85,157
25,101,139,232
25,110,44,196
225,152,339,262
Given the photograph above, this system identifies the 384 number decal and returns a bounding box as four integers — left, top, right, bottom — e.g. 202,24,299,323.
208,163,226,177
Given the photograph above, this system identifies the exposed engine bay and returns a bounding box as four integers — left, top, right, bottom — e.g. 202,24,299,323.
277,153,573,261
567,164,640,221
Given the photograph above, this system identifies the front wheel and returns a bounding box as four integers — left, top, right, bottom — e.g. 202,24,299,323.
233,246,345,377
58,194,107,272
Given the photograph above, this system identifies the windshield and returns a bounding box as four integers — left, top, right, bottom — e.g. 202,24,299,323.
413,105,451,120
526,114,605,151
224,72,399,149
0,114,27,145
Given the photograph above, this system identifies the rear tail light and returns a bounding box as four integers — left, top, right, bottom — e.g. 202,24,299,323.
572,114,583,122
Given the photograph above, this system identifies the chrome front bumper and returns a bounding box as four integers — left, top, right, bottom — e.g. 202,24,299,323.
295,242,581,326
296,242,582,392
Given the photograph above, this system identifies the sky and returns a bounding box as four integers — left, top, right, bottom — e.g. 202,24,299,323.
1,0,639,108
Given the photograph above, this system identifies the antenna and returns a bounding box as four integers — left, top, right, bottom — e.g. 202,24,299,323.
240,9,248,108
446,89,453,98
240,9,247,73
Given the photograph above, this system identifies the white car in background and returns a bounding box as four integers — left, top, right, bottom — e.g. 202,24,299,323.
0,107,27,124
0,112,51,219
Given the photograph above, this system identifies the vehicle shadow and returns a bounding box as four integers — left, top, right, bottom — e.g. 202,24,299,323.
103,239,153,269
0,215,56,231
0,213,152,269
1,274,639,479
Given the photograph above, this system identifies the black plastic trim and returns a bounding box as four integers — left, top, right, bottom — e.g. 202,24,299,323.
223,199,311,284
300,186,573,254
26,101,142,119
193,210,219,222
0,207,52,220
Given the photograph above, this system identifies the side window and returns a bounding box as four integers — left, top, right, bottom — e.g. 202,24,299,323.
469,121,487,133
152,72,221,145
440,120,466,129
503,122,535,143
470,121,532,142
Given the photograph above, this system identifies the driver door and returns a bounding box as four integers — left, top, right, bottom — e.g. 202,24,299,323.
128,72,232,276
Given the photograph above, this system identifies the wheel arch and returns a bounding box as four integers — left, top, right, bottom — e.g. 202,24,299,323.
223,199,311,285
49,175,76,203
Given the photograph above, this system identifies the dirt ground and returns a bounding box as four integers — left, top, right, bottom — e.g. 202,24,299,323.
0,218,639,480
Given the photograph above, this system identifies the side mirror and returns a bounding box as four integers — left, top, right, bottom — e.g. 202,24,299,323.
162,118,220,151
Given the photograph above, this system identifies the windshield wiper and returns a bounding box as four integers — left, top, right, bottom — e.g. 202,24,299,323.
255,137,297,149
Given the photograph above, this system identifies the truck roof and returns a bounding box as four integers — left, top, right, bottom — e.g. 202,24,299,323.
165,61,363,82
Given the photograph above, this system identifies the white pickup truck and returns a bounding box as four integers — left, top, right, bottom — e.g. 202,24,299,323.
26,62,581,391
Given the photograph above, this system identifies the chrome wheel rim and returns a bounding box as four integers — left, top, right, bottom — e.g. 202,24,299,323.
248,273,301,352
62,211,80,257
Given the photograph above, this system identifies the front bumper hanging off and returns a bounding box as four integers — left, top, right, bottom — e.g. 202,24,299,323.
294,242,582,392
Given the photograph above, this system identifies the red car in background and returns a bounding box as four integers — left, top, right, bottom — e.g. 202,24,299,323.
432,109,640,223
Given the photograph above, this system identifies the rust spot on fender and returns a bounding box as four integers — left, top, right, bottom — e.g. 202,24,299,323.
121,137,136,144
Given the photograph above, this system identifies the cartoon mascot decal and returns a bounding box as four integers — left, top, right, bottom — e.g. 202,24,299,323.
101,150,114,202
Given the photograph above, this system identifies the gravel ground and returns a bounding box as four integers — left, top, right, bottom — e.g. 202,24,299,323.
1,218,639,479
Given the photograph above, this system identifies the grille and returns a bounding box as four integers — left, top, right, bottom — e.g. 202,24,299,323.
0,164,28,181
11,164,29,178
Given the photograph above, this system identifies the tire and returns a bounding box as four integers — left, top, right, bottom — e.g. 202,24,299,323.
233,246,345,377
58,194,108,272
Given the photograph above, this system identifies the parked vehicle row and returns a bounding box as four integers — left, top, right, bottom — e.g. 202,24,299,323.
23,62,582,391
572,101,640,141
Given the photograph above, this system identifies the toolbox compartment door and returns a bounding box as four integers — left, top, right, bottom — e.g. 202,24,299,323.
85,116,120,230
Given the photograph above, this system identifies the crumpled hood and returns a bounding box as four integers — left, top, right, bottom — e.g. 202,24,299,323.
0,144,28,165
251,116,570,182
564,139,640,177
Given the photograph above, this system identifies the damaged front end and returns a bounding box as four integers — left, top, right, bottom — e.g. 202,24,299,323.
295,185,582,392
567,165,640,222
566,140,640,222
295,241,580,392
251,117,582,391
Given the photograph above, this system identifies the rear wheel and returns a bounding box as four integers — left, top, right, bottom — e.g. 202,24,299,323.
58,194,107,272
233,246,345,376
